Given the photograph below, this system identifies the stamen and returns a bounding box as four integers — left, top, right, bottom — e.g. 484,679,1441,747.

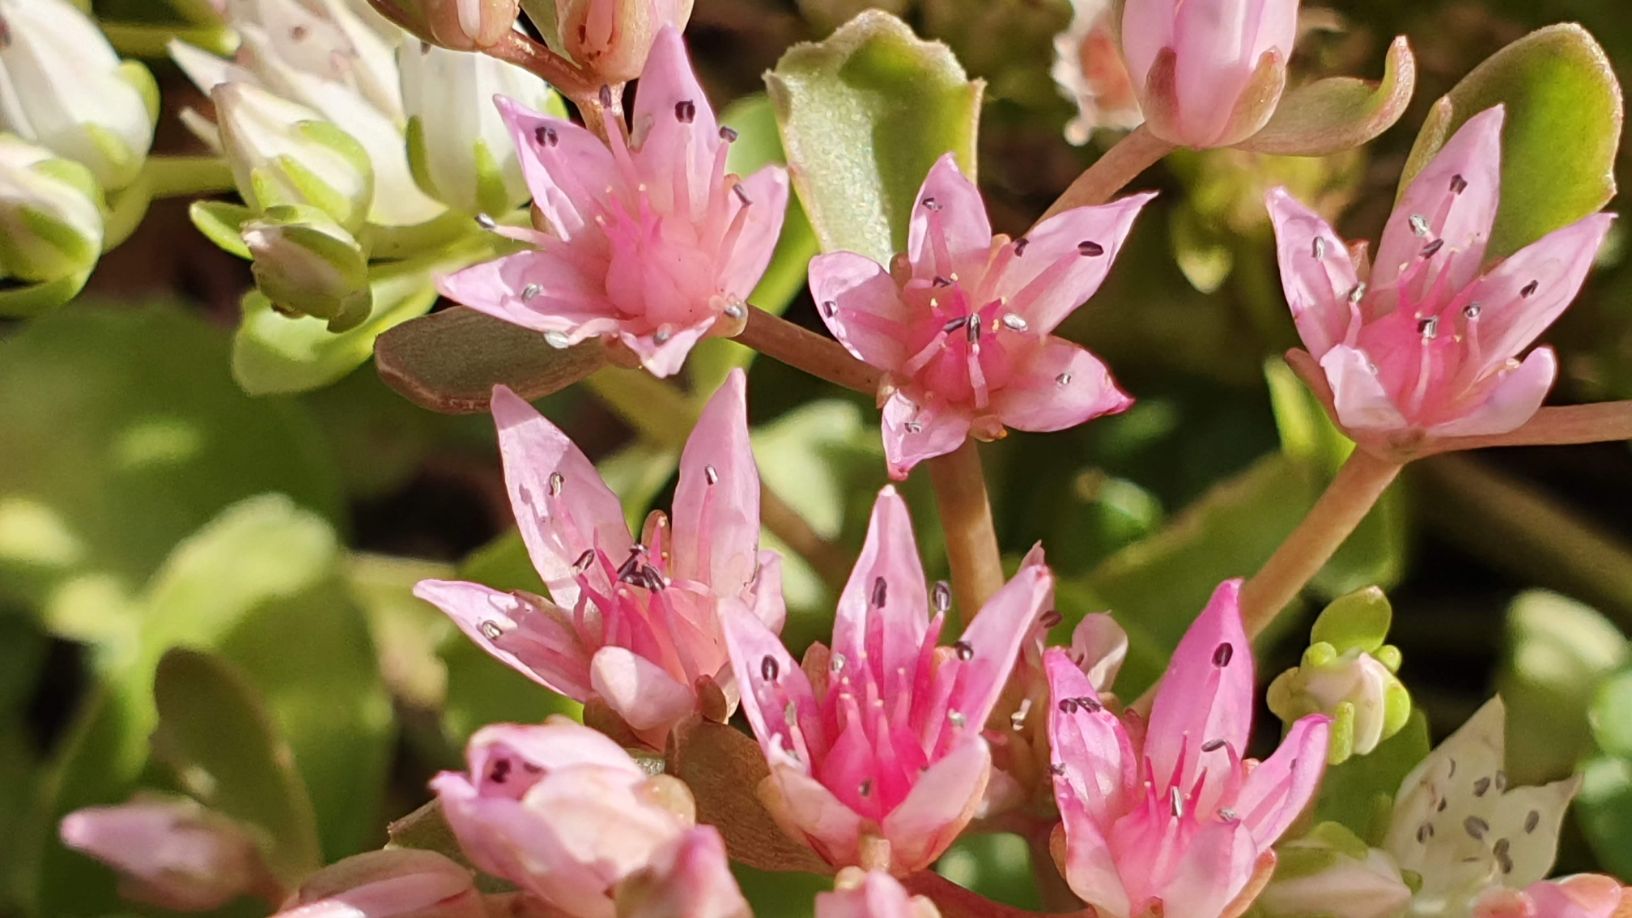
704,465,719,485
548,472,565,496
1010,698,1032,730
1409,214,1430,237
1201,738,1226,752
1212,642,1234,667
1464,816,1489,840
761,655,780,682
1418,316,1440,340
534,125,559,148
1078,240,1105,257
1169,786,1185,819
821,300,837,317
871,576,888,607
719,126,738,142
675,100,696,123
475,213,498,230
1494,838,1513,874
521,283,541,300
942,316,969,334
1450,174,1469,194
598,85,614,109
544,331,571,349
478,620,504,640
1521,280,1539,298
723,301,746,320
1524,810,1540,833
1312,237,1327,259
932,581,952,613
1014,238,1030,256
1001,313,1029,332
1348,282,1368,305
1473,776,1492,796
1421,238,1445,258
953,640,975,661
573,549,596,572
1055,373,1072,387
1039,610,1063,628
922,196,941,212
1463,302,1482,319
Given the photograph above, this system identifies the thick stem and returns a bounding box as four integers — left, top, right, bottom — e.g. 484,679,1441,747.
144,155,237,200
735,306,882,395
1238,449,1403,638
1038,126,1175,220
582,368,849,592
928,439,1006,619
1421,402,1632,454
481,29,599,105
902,871,1095,918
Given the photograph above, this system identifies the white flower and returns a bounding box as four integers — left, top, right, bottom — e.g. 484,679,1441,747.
1386,698,1583,916
171,0,446,228
212,82,374,232
0,0,156,190
0,134,103,285
399,40,553,214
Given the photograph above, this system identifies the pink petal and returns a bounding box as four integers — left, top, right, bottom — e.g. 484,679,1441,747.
1072,613,1129,692
993,192,1153,334
1233,714,1332,846
720,165,792,300
670,369,760,592
833,487,929,698
618,317,716,378
1146,579,1255,793
627,828,749,918
494,96,615,241
276,850,485,918
881,392,971,480
1462,213,1615,380
810,251,911,370
492,385,634,606
1045,649,1137,834
466,720,646,777
589,646,697,735
1170,0,1258,147
880,737,991,873
1319,345,1408,432
907,154,993,280
629,27,719,166
1266,187,1360,358
1152,817,1259,918
1514,876,1625,918
437,251,619,341
815,871,924,918
1373,106,1504,296
750,552,787,634
723,606,825,766
932,563,1052,754
991,337,1132,433
59,799,268,913
1428,347,1557,438
413,579,594,700
1119,0,1176,101
1055,788,1132,917
763,764,866,868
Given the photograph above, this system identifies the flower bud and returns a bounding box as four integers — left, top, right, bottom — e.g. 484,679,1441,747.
614,828,750,918
0,0,157,190
816,869,941,918
1268,589,1411,763
242,205,372,332
0,135,104,287
554,0,694,85
1121,0,1296,147
400,42,554,215
389,0,522,51
276,849,487,917
212,83,375,233
59,796,274,912
1052,0,1143,145
1252,823,1413,918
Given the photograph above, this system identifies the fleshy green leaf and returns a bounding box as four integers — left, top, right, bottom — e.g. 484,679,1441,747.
375,306,607,414
768,10,983,264
1401,24,1622,260
1592,666,1632,761
1240,37,1417,156
1577,755,1632,877
0,305,342,632
1498,591,1628,784
150,649,322,884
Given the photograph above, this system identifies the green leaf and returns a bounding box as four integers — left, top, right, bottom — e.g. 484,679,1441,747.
1401,24,1622,260
151,649,322,884
768,10,983,264
1577,755,1632,877
1240,37,1417,156
188,200,255,259
1592,666,1632,761
1497,591,1628,784
375,306,607,414
0,305,342,634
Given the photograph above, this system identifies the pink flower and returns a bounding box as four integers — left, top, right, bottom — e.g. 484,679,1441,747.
1267,106,1615,447
431,718,734,918
556,0,695,84
1046,580,1332,918
811,155,1146,479
1120,0,1298,147
816,869,941,918
59,796,274,912
724,487,1053,874
1473,875,1625,918
1053,0,1144,145
415,369,783,749
274,850,486,918
438,27,788,377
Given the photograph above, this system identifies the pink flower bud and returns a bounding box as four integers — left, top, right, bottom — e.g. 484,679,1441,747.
275,850,486,917
614,828,750,918
557,0,694,84
816,869,941,918
59,797,274,912
1473,875,1624,918
400,0,522,51
1121,0,1298,147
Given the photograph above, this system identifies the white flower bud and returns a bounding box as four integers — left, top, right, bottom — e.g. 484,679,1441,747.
1269,643,1412,763
242,205,372,332
0,135,103,288
400,41,554,214
212,83,375,233
0,0,157,190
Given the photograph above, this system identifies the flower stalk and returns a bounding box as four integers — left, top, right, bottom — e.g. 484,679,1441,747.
735,305,883,395
1238,448,1403,639
1040,126,1174,220
927,439,1005,618
144,155,238,200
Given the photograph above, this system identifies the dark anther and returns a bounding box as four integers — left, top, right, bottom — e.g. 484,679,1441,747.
933,275,953,287
1521,280,1540,298
1473,776,1492,797
573,549,597,572
598,85,615,109
1450,174,1469,195
954,640,974,661
732,185,752,206
922,196,941,211
1212,642,1235,667
535,125,559,148
821,300,837,317
942,316,969,334
489,758,512,784
1078,240,1105,257
871,576,888,607
1421,238,1446,258
1058,698,1079,714
966,321,981,345
1525,810,1540,833
719,126,738,142
1201,738,1227,753
675,100,696,123
1464,816,1489,840
761,655,780,682
1039,610,1063,628
1014,238,1029,256
1075,696,1103,714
